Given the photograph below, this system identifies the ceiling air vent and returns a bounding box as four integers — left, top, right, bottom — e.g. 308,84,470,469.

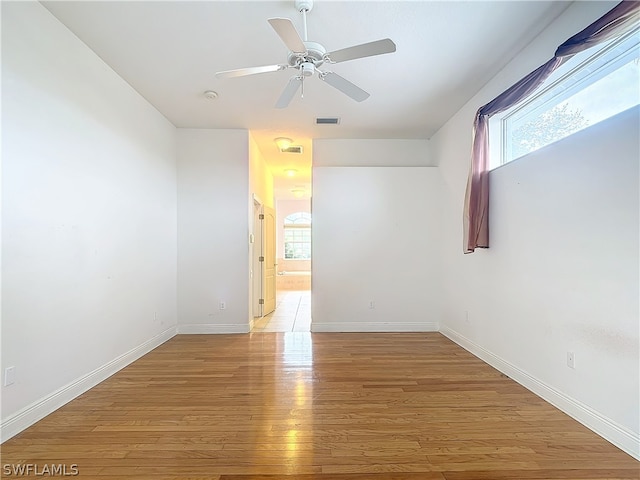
281,145,303,154
316,117,340,125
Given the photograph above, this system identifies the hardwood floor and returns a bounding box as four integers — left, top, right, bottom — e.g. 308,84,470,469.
2,333,638,479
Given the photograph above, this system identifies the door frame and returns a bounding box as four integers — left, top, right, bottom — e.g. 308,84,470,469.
252,195,263,318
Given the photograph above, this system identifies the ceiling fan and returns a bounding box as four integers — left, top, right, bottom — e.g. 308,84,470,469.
215,0,396,108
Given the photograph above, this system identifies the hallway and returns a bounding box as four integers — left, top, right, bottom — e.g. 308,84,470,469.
252,290,311,332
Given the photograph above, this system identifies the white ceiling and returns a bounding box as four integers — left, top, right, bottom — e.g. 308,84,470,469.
42,0,571,199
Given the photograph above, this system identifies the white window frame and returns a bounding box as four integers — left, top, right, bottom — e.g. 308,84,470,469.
283,212,311,260
489,27,639,170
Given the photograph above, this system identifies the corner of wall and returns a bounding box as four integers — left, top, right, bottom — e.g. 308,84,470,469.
440,326,640,460
1,327,177,443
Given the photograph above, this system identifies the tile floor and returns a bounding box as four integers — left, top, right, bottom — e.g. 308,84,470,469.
252,289,311,332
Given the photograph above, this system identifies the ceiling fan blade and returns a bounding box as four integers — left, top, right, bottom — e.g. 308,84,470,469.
327,38,396,64
320,72,370,102
215,65,285,79
268,18,306,54
275,77,302,109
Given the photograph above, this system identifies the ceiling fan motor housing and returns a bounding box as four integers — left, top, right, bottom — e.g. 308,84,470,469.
288,41,326,68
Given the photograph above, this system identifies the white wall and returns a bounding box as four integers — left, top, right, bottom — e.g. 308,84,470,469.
249,134,274,210
314,139,435,167
312,139,441,332
176,129,250,333
1,2,177,440
431,0,639,458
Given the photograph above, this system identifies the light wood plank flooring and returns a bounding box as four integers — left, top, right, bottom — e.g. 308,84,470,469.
1,333,638,479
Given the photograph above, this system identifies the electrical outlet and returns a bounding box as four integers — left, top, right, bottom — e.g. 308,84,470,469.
369,301,375,309
567,351,575,369
220,301,226,310
4,366,16,386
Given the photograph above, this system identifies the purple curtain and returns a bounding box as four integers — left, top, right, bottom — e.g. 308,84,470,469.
463,0,640,254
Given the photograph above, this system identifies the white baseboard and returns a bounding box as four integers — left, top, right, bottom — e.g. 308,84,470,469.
311,321,439,332
1,326,177,443
177,323,249,334
439,326,640,461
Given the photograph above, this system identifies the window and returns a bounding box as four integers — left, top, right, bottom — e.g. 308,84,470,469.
284,212,311,259
491,27,639,169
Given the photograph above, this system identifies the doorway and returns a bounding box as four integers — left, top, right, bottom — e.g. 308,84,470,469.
252,200,312,332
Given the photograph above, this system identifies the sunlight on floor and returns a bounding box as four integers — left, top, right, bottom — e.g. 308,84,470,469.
252,290,310,332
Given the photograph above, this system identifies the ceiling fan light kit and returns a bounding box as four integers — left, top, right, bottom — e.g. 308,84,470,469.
215,0,396,108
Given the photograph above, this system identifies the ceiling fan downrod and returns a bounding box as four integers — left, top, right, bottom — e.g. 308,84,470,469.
295,0,313,41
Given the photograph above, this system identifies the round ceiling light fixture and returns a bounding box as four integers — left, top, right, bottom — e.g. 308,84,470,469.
284,169,298,177
291,187,306,198
274,137,293,150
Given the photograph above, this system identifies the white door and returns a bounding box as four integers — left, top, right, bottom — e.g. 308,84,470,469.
262,206,276,316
